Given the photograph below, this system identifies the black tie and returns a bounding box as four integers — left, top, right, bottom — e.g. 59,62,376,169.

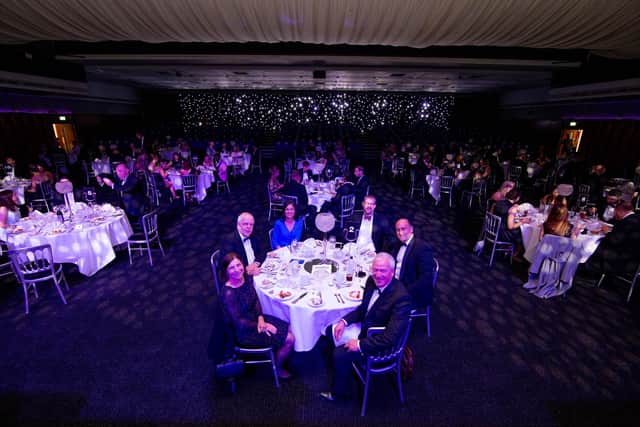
243,237,250,243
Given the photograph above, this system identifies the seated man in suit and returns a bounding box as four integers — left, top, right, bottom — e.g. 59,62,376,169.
299,160,314,183
320,253,412,402
391,218,435,309
345,195,392,252
582,202,640,279
220,212,264,276
103,162,146,224
352,165,369,206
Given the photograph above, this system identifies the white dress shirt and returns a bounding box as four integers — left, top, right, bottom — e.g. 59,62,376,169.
356,214,374,249
394,234,414,280
242,236,255,264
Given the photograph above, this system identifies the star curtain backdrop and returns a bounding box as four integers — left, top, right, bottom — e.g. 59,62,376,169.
178,92,454,132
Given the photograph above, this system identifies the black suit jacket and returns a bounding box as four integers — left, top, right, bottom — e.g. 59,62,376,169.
587,213,640,275
220,230,264,266
392,237,435,308
343,278,411,356
113,173,145,218
281,181,309,210
354,175,369,205
345,212,392,252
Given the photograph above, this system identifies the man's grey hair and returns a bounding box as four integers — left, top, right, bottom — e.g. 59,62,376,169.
236,212,254,225
374,252,396,270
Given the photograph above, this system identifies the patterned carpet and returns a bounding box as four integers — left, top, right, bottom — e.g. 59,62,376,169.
1,167,639,426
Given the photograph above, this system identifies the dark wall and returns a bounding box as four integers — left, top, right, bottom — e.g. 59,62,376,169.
0,113,57,175
578,120,640,177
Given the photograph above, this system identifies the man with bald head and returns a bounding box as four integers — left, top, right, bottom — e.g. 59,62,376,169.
320,253,412,402
391,218,435,310
220,212,264,275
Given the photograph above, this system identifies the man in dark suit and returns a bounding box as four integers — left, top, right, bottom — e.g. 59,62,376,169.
281,170,312,215
345,195,392,252
352,165,369,206
321,180,355,218
220,212,264,276
103,162,146,223
320,253,412,401
391,218,435,309
584,202,640,276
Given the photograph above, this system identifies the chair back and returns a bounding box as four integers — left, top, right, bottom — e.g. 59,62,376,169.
472,179,486,194
0,241,15,279
9,244,56,281
367,316,413,363
40,181,53,199
484,212,502,243
210,249,222,293
440,175,454,191
142,211,160,240
340,194,356,216
182,174,197,191
508,165,522,181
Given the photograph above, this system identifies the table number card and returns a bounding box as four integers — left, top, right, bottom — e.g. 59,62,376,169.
311,264,332,285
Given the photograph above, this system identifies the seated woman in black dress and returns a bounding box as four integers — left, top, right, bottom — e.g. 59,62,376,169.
219,252,295,380
493,188,531,261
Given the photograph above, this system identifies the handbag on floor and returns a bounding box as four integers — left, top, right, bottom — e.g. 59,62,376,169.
400,345,415,381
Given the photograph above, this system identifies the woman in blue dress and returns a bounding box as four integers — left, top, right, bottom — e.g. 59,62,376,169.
271,202,304,249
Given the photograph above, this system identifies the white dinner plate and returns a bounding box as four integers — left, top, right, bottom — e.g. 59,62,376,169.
258,278,276,289
274,288,295,301
343,289,363,302
307,298,324,308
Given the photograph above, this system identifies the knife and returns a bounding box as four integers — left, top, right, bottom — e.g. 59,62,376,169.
291,292,308,304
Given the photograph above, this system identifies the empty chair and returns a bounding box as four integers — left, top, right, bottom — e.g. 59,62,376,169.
210,249,222,294
392,157,405,179
267,185,284,221
352,318,413,416
409,257,439,336
181,174,198,205
0,241,15,281
144,171,162,206
482,212,514,267
127,211,165,266
460,179,487,209
216,178,231,194
30,181,54,213
250,150,263,174
507,165,522,183
408,169,425,199
9,244,69,314
339,194,356,228
596,263,640,303
438,175,454,207
576,184,590,209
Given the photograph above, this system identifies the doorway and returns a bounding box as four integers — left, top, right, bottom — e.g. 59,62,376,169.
52,123,77,153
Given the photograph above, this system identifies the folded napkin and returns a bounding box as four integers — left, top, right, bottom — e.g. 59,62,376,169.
101,204,116,213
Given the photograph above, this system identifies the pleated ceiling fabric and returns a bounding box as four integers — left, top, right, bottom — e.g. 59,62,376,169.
0,0,639,57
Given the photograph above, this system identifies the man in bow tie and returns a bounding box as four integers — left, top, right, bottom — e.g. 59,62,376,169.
220,212,264,275
391,218,435,310
345,195,392,252
320,253,411,402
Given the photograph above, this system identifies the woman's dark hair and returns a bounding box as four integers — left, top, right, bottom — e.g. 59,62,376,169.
281,202,298,220
0,190,17,211
220,252,244,284
505,188,521,201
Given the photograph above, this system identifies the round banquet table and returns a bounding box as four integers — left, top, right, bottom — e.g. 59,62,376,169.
5,206,133,276
167,171,213,202
222,153,251,174
305,182,335,211
254,242,375,352
521,212,605,263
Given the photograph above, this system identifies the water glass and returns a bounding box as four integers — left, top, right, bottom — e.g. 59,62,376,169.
328,235,336,250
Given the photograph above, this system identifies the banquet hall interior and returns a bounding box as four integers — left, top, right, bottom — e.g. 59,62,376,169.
1,1,640,426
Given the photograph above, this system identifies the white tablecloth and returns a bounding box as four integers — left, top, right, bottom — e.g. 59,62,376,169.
426,173,440,202
521,215,604,263
305,182,335,210
167,171,213,202
6,207,133,276
222,153,251,174
254,244,373,352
